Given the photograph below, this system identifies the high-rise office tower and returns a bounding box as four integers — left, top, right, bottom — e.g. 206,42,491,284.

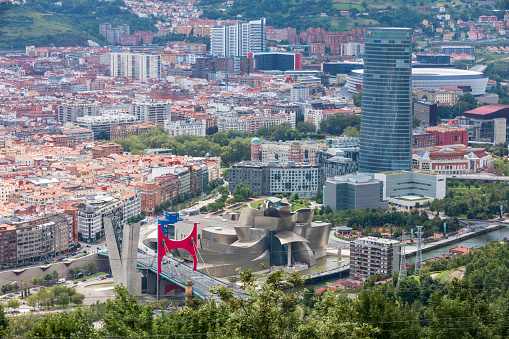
110,52,161,82
211,18,265,57
359,28,412,173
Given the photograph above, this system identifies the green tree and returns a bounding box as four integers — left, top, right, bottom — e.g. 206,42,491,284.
56,292,70,307
100,285,154,337
96,130,109,141
296,121,316,134
210,269,305,339
342,125,360,137
232,183,255,202
396,276,421,305
51,270,59,282
412,115,422,128
0,304,8,338
22,279,29,293
26,294,38,310
352,90,362,107
8,313,42,338
71,293,85,305
296,291,377,338
7,299,20,312
27,308,95,339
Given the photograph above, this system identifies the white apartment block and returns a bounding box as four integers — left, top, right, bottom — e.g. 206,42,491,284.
290,86,310,103
78,195,124,242
341,42,365,56
121,192,141,224
130,100,172,124
304,108,324,130
58,100,99,123
164,119,206,137
110,52,161,81
76,113,137,138
211,18,266,57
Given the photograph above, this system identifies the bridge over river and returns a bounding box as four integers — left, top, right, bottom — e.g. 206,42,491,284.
98,251,247,301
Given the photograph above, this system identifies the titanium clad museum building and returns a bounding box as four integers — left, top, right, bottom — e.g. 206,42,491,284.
359,27,413,174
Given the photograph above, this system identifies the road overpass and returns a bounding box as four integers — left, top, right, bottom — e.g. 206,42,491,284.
99,251,246,302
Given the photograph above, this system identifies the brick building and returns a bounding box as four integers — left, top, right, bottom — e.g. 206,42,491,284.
426,126,469,146
91,143,123,158
139,181,161,215
0,224,17,264
110,122,157,141
412,133,436,148
155,173,180,206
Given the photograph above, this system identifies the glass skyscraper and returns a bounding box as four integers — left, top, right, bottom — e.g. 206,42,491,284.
359,27,412,173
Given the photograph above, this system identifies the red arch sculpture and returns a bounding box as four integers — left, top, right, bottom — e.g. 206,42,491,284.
157,222,198,280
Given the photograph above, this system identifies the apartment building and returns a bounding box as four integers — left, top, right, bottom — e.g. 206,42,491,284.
110,121,157,141
110,52,161,81
57,100,99,123
130,101,172,124
60,123,95,144
350,237,400,277
229,161,322,197
76,113,137,140
164,119,206,137
211,18,266,57
14,214,70,262
91,143,123,159
77,195,126,242
251,138,328,165
0,224,17,264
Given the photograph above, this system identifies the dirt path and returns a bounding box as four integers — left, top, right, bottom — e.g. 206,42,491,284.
447,267,466,281
296,306,304,320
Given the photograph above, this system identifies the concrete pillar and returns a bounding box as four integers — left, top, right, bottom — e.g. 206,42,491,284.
147,271,157,295
185,280,193,304
287,243,292,267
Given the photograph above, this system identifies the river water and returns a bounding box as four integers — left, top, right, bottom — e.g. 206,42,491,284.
409,226,509,262
302,226,509,291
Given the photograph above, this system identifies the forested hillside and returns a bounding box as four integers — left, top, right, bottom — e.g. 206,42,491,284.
0,0,156,48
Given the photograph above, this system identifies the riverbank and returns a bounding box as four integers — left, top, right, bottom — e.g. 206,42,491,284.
405,224,504,257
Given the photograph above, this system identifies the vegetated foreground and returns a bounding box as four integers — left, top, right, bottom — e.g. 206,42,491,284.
2,241,509,338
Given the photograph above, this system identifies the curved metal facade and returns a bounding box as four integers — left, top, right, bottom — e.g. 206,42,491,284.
359,28,412,174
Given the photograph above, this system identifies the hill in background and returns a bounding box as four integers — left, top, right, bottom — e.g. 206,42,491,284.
0,0,157,48
200,0,462,32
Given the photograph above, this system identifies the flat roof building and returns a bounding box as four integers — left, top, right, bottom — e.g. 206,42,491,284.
323,174,385,212
350,237,400,277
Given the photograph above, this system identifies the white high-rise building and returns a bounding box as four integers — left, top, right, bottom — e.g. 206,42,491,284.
341,42,365,56
211,18,266,57
130,101,172,124
290,86,310,103
110,52,161,81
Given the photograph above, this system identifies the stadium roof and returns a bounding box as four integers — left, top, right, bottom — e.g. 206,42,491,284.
463,105,509,119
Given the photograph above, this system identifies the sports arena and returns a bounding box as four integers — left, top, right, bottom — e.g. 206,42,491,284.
346,68,488,96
